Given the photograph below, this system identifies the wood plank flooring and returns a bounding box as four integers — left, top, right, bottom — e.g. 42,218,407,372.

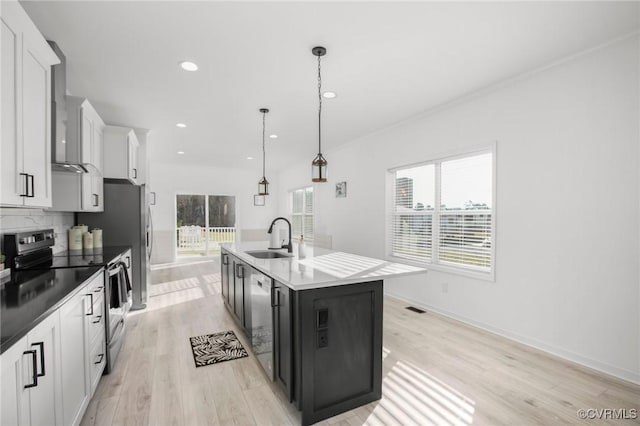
80,258,640,426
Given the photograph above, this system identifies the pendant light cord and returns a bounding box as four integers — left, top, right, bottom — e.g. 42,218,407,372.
262,111,266,178
317,54,322,155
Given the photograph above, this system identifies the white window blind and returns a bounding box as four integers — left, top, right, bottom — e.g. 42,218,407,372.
291,187,313,242
389,150,494,274
391,164,435,262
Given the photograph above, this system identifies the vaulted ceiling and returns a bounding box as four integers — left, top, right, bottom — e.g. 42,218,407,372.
21,1,640,171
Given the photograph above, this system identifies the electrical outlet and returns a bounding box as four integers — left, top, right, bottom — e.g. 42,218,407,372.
442,282,449,293
317,330,328,348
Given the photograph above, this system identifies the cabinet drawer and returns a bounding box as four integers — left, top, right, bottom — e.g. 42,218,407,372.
86,271,105,294
89,331,106,394
88,296,105,346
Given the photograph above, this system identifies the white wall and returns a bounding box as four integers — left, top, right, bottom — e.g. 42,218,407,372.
148,162,278,264
277,36,640,383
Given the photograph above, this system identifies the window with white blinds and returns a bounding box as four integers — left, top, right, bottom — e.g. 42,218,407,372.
291,187,313,242
389,150,494,275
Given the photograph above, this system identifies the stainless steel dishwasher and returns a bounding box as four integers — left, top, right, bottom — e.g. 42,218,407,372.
250,271,275,380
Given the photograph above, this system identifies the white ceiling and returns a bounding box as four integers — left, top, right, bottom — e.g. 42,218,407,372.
21,1,639,172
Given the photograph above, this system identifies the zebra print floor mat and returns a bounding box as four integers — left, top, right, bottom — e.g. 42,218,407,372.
189,330,249,367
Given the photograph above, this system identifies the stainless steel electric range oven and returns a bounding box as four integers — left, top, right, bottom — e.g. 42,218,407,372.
3,229,132,373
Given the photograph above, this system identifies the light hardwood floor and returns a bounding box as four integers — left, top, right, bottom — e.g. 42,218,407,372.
80,258,640,426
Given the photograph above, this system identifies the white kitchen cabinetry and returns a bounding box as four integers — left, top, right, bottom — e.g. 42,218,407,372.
59,290,90,426
50,97,105,212
1,271,106,426
0,0,59,208
0,311,63,426
59,271,106,426
0,335,30,425
85,272,106,396
103,126,140,184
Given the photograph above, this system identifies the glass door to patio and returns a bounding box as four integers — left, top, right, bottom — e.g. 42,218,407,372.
176,194,236,257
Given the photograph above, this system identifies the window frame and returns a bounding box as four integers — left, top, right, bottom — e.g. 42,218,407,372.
289,186,314,243
386,143,496,281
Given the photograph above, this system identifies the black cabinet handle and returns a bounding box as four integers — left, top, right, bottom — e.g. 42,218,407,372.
28,175,35,198
271,285,279,308
93,286,103,293
94,353,104,364
19,173,29,197
132,168,137,179
125,256,131,269
92,193,99,207
85,294,94,315
222,254,228,265
92,315,102,324
32,342,45,377
23,350,38,388
236,264,244,279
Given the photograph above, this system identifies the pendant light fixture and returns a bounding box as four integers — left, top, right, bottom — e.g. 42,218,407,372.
312,46,328,183
258,108,270,195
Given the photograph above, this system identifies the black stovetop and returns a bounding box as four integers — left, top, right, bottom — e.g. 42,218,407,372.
23,246,131,269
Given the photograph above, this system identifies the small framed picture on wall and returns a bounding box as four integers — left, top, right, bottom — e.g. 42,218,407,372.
254,195,265,206
335,181,347,198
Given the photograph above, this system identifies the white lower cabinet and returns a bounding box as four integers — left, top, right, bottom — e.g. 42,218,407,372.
0,311,63,426
0,271,106,426
59,289,91,426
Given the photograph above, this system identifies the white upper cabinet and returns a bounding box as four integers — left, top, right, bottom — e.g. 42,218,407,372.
0,0,59,208
50,97,105,212
103,125,140,185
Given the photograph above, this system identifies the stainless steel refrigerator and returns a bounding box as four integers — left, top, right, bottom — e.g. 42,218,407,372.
78,179,152,310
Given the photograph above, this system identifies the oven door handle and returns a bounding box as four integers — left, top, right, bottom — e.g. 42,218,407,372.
108,263,123,277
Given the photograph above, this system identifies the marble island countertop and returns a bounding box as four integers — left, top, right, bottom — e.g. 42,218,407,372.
221,242,426,291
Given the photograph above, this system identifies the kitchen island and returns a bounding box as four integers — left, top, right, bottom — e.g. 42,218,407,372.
220,242,425,425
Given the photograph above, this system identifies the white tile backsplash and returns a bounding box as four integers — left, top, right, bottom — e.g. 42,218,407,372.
0,207,74,253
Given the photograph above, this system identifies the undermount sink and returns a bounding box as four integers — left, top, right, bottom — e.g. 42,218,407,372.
245,250,292,259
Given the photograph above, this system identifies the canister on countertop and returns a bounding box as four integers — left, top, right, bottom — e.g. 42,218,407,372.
68,228,83,251
92,228,103,249
82,232,93,251
75,224,88,234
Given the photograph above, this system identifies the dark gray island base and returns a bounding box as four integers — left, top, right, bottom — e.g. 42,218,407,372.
293,280,383,425
220,248,384,425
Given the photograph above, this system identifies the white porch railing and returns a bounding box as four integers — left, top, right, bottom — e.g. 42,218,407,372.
177,226,236,252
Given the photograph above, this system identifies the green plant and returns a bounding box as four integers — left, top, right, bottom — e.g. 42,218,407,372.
0,253,5,263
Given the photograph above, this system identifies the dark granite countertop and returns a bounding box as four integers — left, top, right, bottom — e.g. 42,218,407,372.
48,245,133,268
1,266,104,354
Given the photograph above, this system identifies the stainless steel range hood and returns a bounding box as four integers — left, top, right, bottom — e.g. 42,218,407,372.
51,162,100,174
49,41,98,175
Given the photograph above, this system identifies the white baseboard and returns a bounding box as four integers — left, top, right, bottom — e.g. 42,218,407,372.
385,290,640,386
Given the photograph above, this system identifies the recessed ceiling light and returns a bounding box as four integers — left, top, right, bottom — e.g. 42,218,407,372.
269,134,278,139
177,151,185,155
61,140,66,144
247,156,254,160
180,61,198,71
63,164,70,168
322,91,337,99
176,123,187,128
75,170,82,174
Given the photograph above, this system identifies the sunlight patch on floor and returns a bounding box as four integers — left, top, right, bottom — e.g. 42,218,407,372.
149,277,202,297
202,273,221,283
150,259,216,271
364,359,475,426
